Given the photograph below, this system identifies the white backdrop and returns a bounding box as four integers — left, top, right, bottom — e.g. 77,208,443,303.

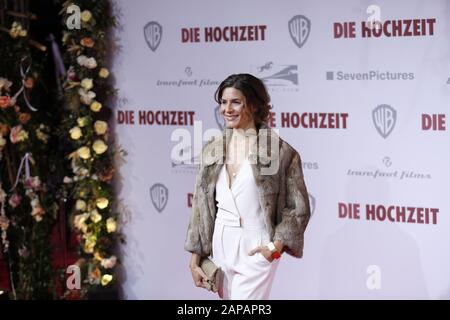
112,0,450,299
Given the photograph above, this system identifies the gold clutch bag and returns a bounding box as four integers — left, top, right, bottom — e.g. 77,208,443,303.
199,257,220,292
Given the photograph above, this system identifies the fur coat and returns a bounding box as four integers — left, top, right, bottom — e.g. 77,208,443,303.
184,122,311,258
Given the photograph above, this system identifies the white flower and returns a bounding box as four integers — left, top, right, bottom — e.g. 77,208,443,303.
77,116,89,127
74,213,90,230
94,121,108,135
93,140,108,154
90,101,102,112
85,57,97,69
83,233,97,253
77,56,97,69
90,209,102,223
63,176,73,184
101,256,117,269
0,78,12,91
30,198,45,222
30,197,40,208
96,198,109,209
77,168,89,178
69,126,82,140
78,88,96,105
81,78,93,90
77,55,88,66
10,125,29,144
75,200,87,211
77,146,91,160
99,68,110,78
81,10,92,23
9,22,27,39
106,217,116,233
101,274,113,286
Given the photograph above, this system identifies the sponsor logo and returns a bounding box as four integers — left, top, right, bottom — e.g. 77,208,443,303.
346,157,432,181
382,156,392,167
372,104,396,138
171,145,200,170
150,183,169,213
144,21,163,51
251,62,299,92
170,121,280,175
326,70,414,81
170,121,222,172
185,67,193,77
156,67,220,88
289,15,311,48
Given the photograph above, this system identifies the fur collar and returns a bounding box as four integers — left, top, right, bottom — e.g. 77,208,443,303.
202,122,280,167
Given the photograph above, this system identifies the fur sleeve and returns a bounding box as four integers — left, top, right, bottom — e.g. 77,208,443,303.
184,166,205,255
273,151,311,258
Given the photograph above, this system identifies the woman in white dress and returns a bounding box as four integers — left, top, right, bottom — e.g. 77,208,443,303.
185,73,310,299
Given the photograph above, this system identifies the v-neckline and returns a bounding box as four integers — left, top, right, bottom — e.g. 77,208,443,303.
225,158,247,190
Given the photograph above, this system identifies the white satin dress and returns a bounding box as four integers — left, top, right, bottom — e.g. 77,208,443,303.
210,157,280,300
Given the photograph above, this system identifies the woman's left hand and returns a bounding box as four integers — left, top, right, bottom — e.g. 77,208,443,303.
248,245,274,263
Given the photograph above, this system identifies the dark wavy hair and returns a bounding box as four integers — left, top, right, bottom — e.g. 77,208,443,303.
214,73,272,126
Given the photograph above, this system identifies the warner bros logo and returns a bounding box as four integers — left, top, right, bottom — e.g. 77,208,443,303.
372,104,397,138
150,183,168,213
144,21,163,52
288,15,311,48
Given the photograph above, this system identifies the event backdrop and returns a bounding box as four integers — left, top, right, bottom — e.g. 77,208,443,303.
112,0,450,299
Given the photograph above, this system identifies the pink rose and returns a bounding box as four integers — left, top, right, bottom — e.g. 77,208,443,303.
8,193,22,208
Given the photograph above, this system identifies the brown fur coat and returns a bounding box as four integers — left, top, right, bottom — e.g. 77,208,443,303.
184,123,310,258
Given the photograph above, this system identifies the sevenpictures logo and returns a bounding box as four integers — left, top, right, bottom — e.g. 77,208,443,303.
156,67,220,88
326,70,414,81
150,183,169,213
251,62,299,92
346,157,432,181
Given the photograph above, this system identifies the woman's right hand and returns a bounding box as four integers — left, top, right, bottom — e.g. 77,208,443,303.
190,264,208,289
189,253,209,289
